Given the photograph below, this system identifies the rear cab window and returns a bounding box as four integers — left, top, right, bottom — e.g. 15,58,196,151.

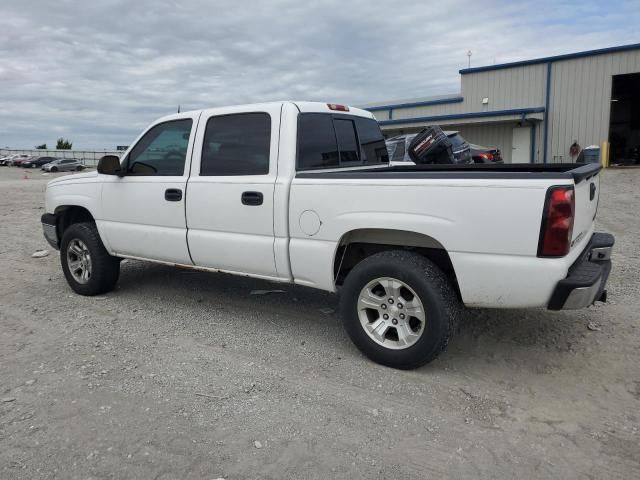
297,113,388,170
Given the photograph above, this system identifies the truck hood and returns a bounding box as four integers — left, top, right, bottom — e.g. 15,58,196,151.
46,170,98,187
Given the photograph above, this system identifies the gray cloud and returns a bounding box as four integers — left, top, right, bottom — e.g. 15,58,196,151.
1,0,639,148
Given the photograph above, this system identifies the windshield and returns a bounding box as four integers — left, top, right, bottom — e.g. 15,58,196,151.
448,133,467,150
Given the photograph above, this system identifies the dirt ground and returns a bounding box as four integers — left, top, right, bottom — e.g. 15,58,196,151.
0,166,638,480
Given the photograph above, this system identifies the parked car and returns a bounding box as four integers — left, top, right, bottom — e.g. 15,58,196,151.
42,158,85,172
4,154,32,166
386,131,472,165
469,143,503,163
21,156,57,168
41,101,613,370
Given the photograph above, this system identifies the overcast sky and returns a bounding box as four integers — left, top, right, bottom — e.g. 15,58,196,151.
1,0,639,149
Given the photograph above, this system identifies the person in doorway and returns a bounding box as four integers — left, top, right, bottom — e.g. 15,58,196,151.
570,141,582,162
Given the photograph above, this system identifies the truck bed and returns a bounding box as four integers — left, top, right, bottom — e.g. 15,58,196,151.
297,162,601,184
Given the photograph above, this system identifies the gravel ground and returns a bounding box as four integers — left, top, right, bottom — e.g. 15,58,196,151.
0,166,638,480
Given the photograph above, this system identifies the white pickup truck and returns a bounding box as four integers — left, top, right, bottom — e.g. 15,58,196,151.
42,101,614,369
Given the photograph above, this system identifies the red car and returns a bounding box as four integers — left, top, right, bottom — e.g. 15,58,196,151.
469,144,503,163
12,156,33,167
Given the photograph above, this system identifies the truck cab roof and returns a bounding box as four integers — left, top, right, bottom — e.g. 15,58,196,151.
154,101,375,125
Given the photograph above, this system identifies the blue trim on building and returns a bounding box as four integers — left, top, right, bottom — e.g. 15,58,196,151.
378,107,545,127
366,96,464,112
459,42,640,74
543,62,552,164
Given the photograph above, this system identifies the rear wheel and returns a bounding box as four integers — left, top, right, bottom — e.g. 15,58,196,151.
60,222,120,296
75,165,83,171
50,166,58,172
340,250,460,369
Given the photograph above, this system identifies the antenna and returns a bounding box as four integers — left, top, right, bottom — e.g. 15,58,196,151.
466,50,472,68
177,104,181,113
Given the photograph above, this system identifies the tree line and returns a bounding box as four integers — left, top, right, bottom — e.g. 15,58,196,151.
35,138,73,150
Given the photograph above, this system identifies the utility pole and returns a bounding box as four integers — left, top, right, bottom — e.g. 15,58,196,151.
466,50,472,68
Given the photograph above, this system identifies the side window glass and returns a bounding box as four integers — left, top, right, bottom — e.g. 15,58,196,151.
334,119,359,164
297,114,389,170
297,113,339,169
200,113,271,176
392,142,405,161
126,119,192,176
355,117,389,164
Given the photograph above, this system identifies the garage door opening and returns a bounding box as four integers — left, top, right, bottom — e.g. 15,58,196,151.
609,72,640,165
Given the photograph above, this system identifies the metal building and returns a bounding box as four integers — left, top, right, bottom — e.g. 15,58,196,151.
365,43,640,164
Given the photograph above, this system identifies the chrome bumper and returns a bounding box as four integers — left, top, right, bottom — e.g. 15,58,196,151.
41,213,59,250
548,232,614,310
562,278,605,309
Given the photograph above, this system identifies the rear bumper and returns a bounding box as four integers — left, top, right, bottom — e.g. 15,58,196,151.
548,232,614,310
41,213,59,250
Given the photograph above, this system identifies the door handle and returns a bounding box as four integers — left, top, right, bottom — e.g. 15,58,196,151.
241,191,263,206
165,188,183,202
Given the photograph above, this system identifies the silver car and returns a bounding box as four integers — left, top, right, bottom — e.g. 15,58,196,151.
42,158,85,172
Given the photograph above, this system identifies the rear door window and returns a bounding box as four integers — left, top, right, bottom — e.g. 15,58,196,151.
200,113,271,176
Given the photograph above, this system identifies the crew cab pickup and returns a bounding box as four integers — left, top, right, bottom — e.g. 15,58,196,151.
42,101,614,369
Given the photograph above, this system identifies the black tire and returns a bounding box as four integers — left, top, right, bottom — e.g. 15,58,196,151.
51,166,58,172
60,222,120,296
339,250,460,369
76,165,83,171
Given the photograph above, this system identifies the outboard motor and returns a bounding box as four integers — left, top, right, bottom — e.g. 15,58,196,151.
408,126,454,164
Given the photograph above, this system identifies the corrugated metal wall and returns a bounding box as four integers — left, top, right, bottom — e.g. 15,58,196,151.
547,50,640,162
460,64,547,111
447,123,515,159
392,100,466,120
371,47,640,164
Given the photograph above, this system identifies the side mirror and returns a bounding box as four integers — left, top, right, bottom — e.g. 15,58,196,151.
97,155,122,176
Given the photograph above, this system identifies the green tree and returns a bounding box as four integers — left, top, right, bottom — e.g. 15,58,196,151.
56,138,72,150
35,143,47,149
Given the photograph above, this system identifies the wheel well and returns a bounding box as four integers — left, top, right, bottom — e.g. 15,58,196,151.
54,206,95,240
333,229,461,299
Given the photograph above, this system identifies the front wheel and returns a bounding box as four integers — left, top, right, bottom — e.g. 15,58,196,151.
340,250,460,369
50,166,58,172
60,222,120,296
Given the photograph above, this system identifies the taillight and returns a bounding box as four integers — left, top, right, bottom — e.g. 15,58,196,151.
538,186,575,257
478,152,493,161
327,103,349,112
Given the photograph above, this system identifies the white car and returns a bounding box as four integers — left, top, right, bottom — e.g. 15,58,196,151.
41,101,614,369
1,154,31,166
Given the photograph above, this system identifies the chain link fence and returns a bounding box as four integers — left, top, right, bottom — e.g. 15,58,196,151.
0,148,121,167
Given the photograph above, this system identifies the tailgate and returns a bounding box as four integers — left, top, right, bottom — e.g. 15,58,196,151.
571,166,601,249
